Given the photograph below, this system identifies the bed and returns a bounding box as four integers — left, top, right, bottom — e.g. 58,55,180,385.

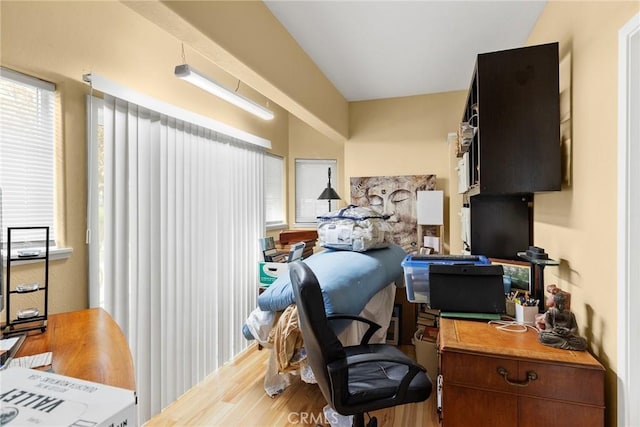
242,244,407,395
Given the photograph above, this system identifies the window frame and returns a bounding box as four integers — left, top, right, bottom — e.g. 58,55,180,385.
0,67,57,250
294,158,339,226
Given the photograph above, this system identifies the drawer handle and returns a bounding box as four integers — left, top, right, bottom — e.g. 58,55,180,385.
496,367,538,387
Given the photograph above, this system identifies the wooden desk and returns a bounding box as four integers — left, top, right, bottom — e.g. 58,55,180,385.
14,308,135,390
439,318,605,426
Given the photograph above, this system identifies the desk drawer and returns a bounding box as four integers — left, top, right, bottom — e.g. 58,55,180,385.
517,360,604,406
442,351,604,406
442,352,516,393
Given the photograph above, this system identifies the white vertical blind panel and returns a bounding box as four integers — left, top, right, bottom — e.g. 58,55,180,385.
265,154,284,225
0,70,56,244
96,94,263,422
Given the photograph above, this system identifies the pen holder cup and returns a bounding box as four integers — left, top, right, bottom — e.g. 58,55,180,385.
515,304,538,325
506,300,516,317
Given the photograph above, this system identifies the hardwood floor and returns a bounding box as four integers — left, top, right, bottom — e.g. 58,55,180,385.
145,344,439,426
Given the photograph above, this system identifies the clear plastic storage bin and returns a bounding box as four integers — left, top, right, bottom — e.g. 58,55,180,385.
401,254,490,304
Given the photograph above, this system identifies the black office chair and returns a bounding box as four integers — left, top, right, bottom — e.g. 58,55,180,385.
289,261,432,427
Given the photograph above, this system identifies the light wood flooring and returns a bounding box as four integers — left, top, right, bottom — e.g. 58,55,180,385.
145,344,439,427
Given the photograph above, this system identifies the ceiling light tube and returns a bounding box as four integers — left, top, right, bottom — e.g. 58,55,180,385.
175,64,274,121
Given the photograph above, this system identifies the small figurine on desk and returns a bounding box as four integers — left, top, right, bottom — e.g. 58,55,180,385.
535,284,587,351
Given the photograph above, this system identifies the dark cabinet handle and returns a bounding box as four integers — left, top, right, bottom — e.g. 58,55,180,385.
497,367,538,387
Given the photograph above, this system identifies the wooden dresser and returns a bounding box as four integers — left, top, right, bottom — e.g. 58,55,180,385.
438,318,605,427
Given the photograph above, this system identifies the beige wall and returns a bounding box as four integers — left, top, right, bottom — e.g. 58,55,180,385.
287,115,345,225
347,91,467,253
264,114,344,243
526,2,639,424
3,1,638,422
345,3,640,422
125,0,349,143
0,1,289,316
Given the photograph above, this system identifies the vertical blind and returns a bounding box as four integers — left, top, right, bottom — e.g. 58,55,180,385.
264,153,285,227
0,68,56,245
88,84,266,422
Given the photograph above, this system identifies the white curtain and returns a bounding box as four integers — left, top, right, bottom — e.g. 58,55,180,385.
93,94,264,422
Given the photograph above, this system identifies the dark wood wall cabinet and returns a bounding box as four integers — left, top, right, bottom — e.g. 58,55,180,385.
461,42,561,194
470,194,532,260
439,319,605,427
459,42,562,259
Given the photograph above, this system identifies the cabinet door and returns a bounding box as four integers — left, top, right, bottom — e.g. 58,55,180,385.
517,360,605,406
476,42,561,194
443,384,517,427
518,397,604,427
470,194,532,260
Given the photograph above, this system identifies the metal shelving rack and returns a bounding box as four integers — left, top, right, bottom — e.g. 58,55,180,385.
3,226,49,337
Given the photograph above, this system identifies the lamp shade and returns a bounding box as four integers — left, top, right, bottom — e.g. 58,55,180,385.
317,167,341,201
318,186,341,200
416,190,443,225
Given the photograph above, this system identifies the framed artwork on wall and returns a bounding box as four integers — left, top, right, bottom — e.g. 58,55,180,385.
350,174,436,253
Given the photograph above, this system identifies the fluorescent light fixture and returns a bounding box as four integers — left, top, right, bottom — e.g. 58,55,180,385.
175,64,274,121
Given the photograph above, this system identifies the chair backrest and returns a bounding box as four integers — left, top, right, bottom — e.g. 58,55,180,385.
289,261,346,404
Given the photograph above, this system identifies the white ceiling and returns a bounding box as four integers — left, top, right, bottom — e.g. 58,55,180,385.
265,1,547,101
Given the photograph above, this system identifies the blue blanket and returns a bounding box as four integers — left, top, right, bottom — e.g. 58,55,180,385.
258,244,406,314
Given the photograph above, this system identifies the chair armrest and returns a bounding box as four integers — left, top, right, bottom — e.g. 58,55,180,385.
327,353,426,402
327,314,382,345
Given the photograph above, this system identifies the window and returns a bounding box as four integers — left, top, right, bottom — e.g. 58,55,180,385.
295,159,338,225
0,68,56,247
264,154,286,229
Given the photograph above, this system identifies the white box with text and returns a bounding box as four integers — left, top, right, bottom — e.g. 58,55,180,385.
0,367,136,426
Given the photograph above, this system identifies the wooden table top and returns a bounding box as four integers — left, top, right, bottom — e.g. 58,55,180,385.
439,318,604,370
14,307,136,390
